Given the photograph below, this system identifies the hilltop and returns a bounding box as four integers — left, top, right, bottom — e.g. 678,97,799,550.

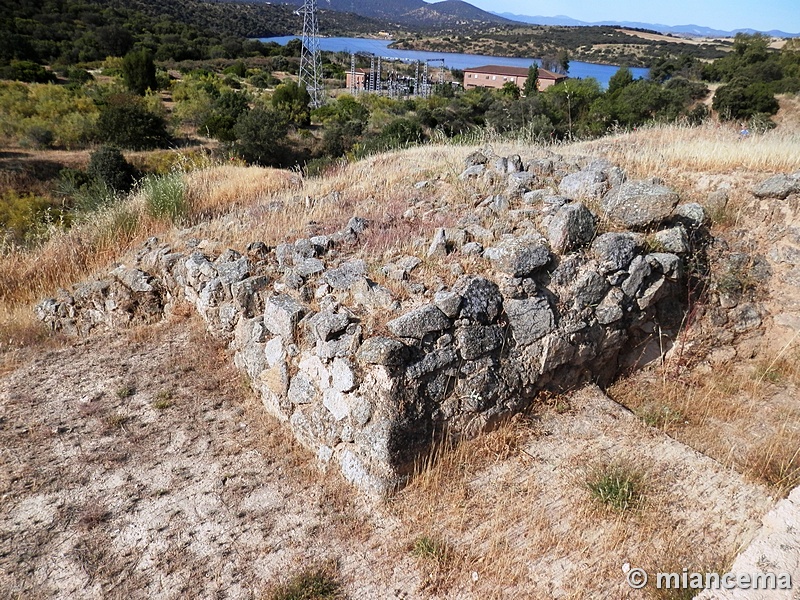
2,109,800,596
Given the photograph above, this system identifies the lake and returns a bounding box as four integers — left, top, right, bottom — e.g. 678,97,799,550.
259,36,649,87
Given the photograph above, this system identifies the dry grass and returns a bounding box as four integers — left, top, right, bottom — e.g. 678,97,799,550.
387,392,751,598
609,339,800,498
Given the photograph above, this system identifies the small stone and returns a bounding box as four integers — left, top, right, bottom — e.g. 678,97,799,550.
592,232,641,274
484,236,551,278
751,174,799,199
324,260,367,290
547,202,598,254
455,325,504,360
434,291,462,318
461,242,484,256
287,372,317,405
347,216,368,234
595,288,625,325
454,276,504,325
601,180,680,229
621,256,652,298
558,169,608,200
674,203,708,228
460,165,486,180
331,357,357,392
307,310,350,342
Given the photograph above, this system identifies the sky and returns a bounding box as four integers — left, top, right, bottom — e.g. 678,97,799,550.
465,0,800,33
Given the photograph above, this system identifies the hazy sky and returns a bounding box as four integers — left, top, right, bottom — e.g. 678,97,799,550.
465,0,800,32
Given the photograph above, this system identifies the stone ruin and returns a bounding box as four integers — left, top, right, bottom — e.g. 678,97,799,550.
36,151,714,494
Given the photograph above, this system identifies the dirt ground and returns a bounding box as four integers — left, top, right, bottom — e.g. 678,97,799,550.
0,315,429,600
0,309,779,599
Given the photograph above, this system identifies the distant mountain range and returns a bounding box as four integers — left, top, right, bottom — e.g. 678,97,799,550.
492,12,800,38
276,0,515,27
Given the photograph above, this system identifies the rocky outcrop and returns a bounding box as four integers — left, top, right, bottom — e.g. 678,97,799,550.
37,153,708,495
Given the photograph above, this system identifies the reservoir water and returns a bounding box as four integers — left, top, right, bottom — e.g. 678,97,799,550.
259,36,649,87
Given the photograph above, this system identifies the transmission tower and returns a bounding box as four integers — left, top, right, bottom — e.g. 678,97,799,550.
299,0,323,108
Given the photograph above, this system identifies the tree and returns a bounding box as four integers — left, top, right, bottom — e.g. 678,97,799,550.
233,107,290,166
271,80,311,126
523,64,539,96
556,49,570,75
712,80,779,120
122,50,157,96
500,81,521,99
607,67,634,95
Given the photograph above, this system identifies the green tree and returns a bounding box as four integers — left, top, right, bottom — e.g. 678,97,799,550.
523,64,539,96
233,107,290,166
500,81,521,99
556,49,570,75
271,80,311,126
122,50,157,96
607,67,634,95
712,80,779,120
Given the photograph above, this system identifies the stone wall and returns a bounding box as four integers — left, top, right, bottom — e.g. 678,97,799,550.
36,153,709,494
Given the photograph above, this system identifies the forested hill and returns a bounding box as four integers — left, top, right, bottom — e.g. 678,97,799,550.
0,0,385,66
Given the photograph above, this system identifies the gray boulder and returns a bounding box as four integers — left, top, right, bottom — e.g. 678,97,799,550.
264,294,306,339
591,232,641,273
601,180,680,229
484,236,551,277
455,325,504,360
547,203,598,254
654,226,690,254
324,260,367,290
307,311,350,342
558,169,608,200
751,174,800,199
386,304,451,339
505,297,555,346
454,276,504,325
356,337,407,366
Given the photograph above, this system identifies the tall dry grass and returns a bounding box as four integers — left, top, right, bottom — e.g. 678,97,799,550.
0,164,297,348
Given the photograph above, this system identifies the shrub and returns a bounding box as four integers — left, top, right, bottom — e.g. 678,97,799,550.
97,97,171,150
88,146,137,193
0,60,55,83
24,125,55,149
272,80,311,126
712,80,779,120
233,107,289,166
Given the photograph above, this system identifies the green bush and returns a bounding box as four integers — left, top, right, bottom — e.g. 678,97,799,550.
269,564,343,600
0,190,68,247
272,80,311,126
0,60,56,83
712,80,779,120
97,97,171,150
233,107,289,166
88,146,137,193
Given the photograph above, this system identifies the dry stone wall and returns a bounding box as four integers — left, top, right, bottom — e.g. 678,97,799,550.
37,152,711,494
